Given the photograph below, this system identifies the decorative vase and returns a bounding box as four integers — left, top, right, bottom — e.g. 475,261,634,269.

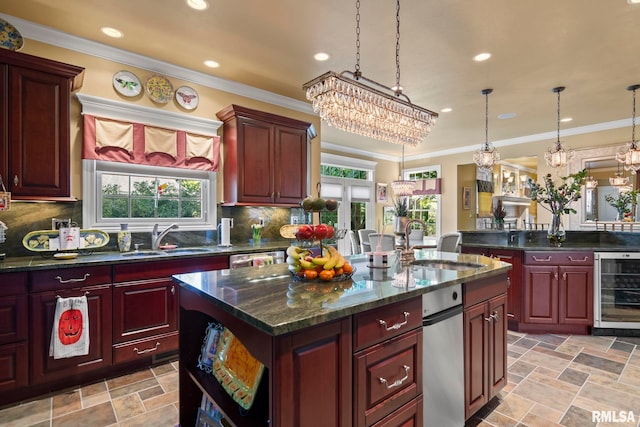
547,214,565,247
393,216,410,246
117,223,131,252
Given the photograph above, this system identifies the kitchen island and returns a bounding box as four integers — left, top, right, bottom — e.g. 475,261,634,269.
174,250,511,426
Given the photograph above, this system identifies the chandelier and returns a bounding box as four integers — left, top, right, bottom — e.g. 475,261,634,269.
616,84,640,174
545,86,574,168
473,88,499,172
302,0,438,147
585,162,598,189
609,158,629,187
390,144,416,197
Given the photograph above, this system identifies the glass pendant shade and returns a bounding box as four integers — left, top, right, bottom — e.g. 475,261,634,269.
609,172,629,187
545,87,574,168
303,0,438,147
616,84,640,174
474,88,499,172
390,179,417,197
585,176,598,189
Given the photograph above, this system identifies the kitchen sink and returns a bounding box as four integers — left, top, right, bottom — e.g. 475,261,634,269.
121,250,165,257
163,248,213,254
412,260,484,271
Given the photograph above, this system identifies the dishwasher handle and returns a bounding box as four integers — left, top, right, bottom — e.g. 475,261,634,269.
422,305,463,327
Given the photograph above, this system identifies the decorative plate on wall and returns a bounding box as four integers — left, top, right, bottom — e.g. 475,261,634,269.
0,17,24,51
112,70,142,97
145,74,174,104
175,86,199,110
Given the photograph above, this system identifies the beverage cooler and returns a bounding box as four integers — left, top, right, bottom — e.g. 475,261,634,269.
594,252,640,330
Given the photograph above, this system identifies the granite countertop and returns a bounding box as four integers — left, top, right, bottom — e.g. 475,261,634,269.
173,250,511,336
460,230,640,252
0,241,290,273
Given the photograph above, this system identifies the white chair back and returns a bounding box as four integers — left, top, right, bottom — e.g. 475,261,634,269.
357,229,376,253
368,234,396,252
437,233,461,253
347,230,360,255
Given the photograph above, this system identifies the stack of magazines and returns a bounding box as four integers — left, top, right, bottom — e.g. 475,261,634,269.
196,394,231,427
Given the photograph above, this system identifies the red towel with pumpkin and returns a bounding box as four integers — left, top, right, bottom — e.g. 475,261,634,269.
49,296,89,359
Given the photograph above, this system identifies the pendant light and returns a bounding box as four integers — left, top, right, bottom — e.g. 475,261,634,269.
390,144,416,197
545,86,574,168
616,84,640,174
303,0,438,146
473,89,500,172
585,162,598,189
609,158,629,187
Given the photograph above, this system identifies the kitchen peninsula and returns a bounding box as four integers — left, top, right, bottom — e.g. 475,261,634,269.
174,250,511,426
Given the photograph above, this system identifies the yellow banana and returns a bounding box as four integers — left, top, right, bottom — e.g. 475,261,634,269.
286,245,308,260
335,252,345,269
311,247,331,266
324,246,340,270
299,258,315,270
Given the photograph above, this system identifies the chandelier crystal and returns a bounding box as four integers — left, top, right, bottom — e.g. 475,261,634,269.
609,172,629,187
302,0,438,147
391,145,416,196
545,87,574,168
585,161,598,189
473,88,499,172
616,84,640,174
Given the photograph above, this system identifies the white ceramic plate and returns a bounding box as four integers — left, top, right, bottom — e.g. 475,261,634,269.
175,86,199,110
112,70,142,97
145,74,174,103
54,252,79,260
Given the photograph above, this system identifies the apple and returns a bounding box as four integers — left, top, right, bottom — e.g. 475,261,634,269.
301,197,314,212
325,199,338,211
313,224,329,239
311,197,326,211
325,224,335,239
295,224,314,240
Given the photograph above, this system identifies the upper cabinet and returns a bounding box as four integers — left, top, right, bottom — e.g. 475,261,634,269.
216,105,316,207
0,49,84,200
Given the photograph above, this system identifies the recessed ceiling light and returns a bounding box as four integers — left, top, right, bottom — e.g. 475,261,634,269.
204,60,220,68
498,112,516,120
560,117,573,122
314,52,330,61
440,107,452,113
101,27,123,38
186,0,209,10
473,52,491,62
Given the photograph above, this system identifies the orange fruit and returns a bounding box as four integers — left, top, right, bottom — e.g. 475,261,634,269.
342,262,353,273
334,267,344,276
304,269,318,280
319,269,335,281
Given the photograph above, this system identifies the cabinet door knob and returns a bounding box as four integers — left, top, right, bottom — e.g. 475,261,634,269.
171,285,175,295
13,175,19,186
491,312,500,322
484,316,493,322
554,272,559,280
563,272,567,280
378,365,410,390
378,311,410,331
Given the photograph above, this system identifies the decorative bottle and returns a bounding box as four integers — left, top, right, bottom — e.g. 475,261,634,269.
117,223,131,252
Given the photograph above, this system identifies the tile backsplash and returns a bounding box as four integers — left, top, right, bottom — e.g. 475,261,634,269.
0,202,304,258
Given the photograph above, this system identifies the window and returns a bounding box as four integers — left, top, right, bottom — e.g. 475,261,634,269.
83,160,216,232
406,166,441,239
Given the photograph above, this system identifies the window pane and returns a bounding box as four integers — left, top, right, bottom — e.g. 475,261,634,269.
102,197,129,218
131,198,155,218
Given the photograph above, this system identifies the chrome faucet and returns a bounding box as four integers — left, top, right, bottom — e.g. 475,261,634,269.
401,219,426,265
151,223,179,250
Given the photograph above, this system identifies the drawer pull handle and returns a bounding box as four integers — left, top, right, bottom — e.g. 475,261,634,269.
171,286,175,295
484,316,493,322
567,256,589,262
490,312,500,322
133,342,160,355
55,273,90,284
531,255,552,262
507,313,515,318
379,365,410,390
378,311,410,331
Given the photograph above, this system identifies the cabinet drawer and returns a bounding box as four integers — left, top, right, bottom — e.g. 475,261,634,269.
371,396,423,427
0,341,28,392
31,265,112,293
113,331,178,364
524,251,593,266
463,275,508,308
354,329,422,426
113,256,228,282
354,297,422,351
0,272,27,296
0,294,27,344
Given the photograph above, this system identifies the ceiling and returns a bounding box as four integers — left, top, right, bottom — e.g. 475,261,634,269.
2,0,640,161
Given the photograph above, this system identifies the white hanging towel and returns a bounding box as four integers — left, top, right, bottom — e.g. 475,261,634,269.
49,295,90,359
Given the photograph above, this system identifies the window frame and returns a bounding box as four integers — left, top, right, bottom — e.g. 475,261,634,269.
405,164,442,238
82,159,216,232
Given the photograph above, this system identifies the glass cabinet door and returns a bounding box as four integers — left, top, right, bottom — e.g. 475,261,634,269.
599,258,640,322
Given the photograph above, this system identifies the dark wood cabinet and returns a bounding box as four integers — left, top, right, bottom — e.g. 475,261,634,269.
522,251,593,334
216,105,316,206
0,49,84,200
0,272,28,392
463,275,508,420
461,246,522,330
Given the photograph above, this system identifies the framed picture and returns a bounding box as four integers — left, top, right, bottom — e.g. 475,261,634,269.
462,187,471,210
383,205,395,225
377,183,388,202
197,322,223,373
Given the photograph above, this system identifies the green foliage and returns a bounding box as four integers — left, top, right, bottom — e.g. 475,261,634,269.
529,169,588,215
392,196,409,217
605,190,639,216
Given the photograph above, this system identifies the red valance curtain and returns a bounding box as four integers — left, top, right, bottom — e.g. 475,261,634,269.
82,114,220,172
413,178,442,195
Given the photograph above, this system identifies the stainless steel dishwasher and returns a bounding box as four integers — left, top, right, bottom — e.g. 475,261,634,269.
229,251,285,269
422,283,465,427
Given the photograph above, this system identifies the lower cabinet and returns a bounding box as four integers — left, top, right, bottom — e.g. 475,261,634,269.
0,272,28,393
522,251,593,333
463,275,508,420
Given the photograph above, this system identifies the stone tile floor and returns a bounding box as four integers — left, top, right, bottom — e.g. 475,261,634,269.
0,332,638,426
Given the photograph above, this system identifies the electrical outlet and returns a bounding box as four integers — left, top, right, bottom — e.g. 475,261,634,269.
52,218,71,230
259,217,265,227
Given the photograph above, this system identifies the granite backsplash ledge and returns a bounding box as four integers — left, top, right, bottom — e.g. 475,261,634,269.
460,230,640,250
0,202,306,258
